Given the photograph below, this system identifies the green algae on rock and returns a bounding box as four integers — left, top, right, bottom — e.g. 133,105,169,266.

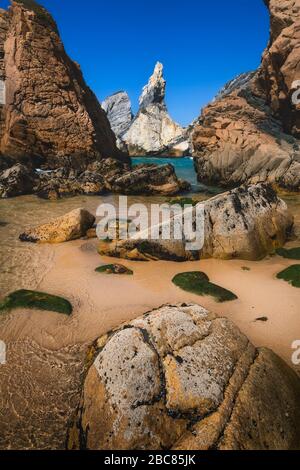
276,247,300,260
172,272,238,303
168,197,198,207
277,265,300,288
95,264,133,275
0,290,73,315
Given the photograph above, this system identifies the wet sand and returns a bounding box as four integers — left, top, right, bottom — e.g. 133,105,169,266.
2,238,299,369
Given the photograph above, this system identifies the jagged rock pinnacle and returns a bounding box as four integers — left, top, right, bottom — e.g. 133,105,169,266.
139,61,166,110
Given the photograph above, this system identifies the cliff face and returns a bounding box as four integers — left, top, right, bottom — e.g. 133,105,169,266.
255,0,300,136
102,91,133,139
102,91,133,152
122,63,190,156
193,0,300,191
0,0,126,169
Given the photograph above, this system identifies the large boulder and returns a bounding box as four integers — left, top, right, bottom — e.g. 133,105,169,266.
0,0,126,170
99,183,293,261
68,303,300,450
19,208,95,243
123,63,190,156
0,163,35,197
192,0,300,191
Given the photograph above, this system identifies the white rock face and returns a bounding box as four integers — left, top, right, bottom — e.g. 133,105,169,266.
102,91,133,139
123,62,189,155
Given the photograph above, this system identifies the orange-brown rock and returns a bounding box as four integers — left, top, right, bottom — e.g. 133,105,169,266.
193,0,300,191
0,0,126,169
68,304,300,450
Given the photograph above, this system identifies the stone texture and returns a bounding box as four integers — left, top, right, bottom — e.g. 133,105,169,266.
33,159,190,199
123,63,190,156
110,163,191,196
19,208,95,243
0,0,126,170
192,0,300,191
102,91,133,140
99,183,293,261
68,304,300,450
0,163,35,197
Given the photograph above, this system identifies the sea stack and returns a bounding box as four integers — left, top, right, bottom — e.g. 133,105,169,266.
0,0,126,170
112,62,191,156
192,0,300,191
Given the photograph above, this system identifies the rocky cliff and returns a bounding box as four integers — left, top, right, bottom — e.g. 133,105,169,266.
193,0,300,191
102,91,133,145
0,0,125,170
121,62,190,156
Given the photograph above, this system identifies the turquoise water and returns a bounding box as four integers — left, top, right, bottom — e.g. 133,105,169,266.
132,156,222,195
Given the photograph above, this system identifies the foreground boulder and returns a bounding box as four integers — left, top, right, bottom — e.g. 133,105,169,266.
19,208,95,243
0,0,125,169
99,183,293,261
68,303,300,450
192,0,300,191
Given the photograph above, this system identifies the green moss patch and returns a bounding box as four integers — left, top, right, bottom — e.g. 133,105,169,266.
168,197,198,207
276,265,300,288
276,247,300,260
172,272,238,303
95,264,133,275
0,290,73,315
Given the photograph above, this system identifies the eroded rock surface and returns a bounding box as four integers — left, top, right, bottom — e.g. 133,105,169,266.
192,0,300,191
0,0,125,169
0,163,35,197
99,183,293,261
68,304,300,450
102,91,133,143
19,208,95,243
34,159,190,199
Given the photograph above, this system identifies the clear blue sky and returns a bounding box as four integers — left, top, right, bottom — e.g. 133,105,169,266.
1,0,269,126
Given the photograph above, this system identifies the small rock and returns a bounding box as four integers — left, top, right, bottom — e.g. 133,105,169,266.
19,208,95,243
95,264,133,275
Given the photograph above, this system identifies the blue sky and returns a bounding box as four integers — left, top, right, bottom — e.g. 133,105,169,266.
1,0,269,126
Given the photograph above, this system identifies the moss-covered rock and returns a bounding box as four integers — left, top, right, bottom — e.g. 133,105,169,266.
0,290,73,315
172,272,238,303
276,247,300,260
95,264,133,275
168,197,198,207
277,265,300,288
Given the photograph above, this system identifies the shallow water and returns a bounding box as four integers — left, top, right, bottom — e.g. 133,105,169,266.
132,156,222,194
0,157,299,297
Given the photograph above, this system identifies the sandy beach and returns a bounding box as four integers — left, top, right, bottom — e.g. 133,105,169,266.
0,189,300,449
1,237,299,369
